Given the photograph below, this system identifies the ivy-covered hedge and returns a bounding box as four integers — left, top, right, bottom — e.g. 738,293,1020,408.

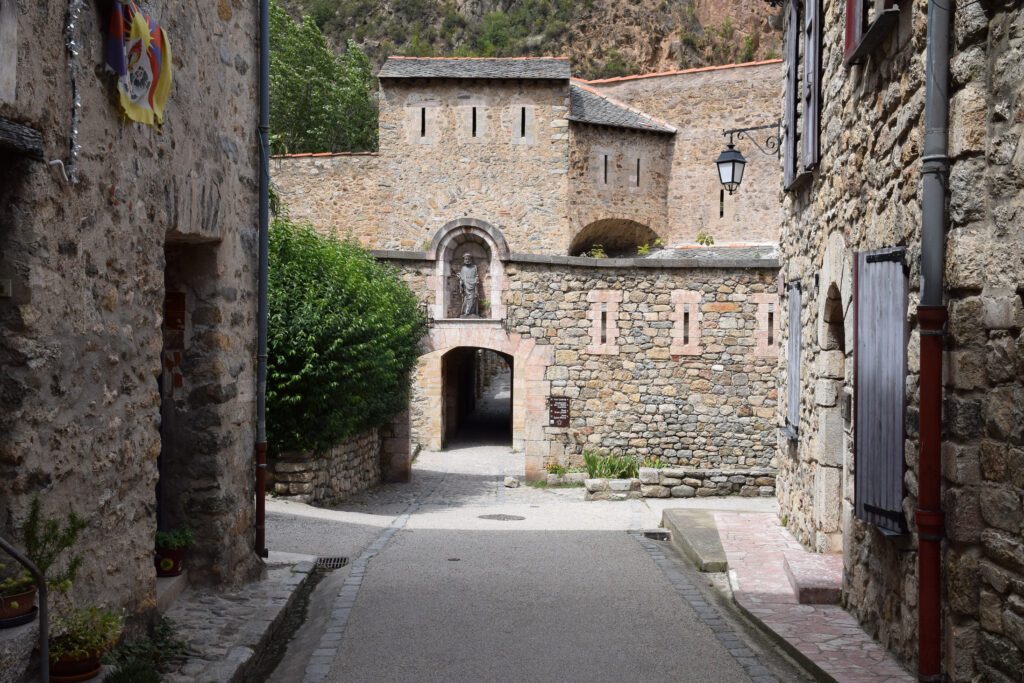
268,218,425,453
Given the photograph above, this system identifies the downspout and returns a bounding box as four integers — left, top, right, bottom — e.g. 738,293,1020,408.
255,0,270,559
917,0,951,680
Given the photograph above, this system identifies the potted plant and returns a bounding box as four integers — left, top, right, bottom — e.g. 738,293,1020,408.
0,497,85,629
49,607,123,682
154,526,195,577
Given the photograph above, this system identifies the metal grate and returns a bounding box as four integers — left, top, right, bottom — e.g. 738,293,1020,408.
477,514,525,521
316,556,349,569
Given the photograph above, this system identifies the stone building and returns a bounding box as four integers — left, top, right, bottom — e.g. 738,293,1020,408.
0,0,262,645
273,57,785,482
773,0,1024,680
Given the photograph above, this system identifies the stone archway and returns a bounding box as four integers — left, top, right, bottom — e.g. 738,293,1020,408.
412,323,553,480
569,218,662,257
427,218,510,321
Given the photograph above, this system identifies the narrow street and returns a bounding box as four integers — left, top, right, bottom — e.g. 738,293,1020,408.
264,377,810,683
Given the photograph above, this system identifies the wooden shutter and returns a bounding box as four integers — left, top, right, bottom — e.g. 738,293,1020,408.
844,0,864,64
854,247,908,534
786,283,802,435
783,0,800,188
803,0,821,169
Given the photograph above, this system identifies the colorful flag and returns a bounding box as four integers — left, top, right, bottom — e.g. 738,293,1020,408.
106,1,172,126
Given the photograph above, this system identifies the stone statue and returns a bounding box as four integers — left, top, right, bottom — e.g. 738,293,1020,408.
456,253,480,318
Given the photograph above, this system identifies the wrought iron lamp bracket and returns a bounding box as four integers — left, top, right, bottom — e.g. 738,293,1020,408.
723,122,782,158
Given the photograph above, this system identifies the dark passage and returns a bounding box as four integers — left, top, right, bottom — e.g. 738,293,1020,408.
441,347,512,447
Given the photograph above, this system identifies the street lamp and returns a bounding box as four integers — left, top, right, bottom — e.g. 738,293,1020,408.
713,122,781,194
715,142,746,195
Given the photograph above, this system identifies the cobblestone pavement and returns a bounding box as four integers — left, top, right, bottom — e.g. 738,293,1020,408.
266,442,812,683
715,513,913,683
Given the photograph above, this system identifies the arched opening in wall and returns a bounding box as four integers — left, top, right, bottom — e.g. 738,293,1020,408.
569,219,661,258
441,347,513,447
823,284,845,353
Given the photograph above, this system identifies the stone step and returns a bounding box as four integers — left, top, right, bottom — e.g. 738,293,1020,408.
0,618,37,683
782,549,843,604
156,570,189,613
662,509,728,572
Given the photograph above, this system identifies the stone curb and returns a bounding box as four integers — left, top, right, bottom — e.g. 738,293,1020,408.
663,509,728,573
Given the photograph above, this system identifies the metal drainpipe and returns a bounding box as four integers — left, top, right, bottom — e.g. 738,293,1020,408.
917,0,952,680
255,0,270,559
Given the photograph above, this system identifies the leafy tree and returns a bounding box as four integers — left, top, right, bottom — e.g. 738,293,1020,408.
267,218,426,453
269,0,377,153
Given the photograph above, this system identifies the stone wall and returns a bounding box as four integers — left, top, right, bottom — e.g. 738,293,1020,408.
585,62,783,247
270,429,382,506
586,467,777,500
0,0,261,618
774,1,1024,679
568,123,673,253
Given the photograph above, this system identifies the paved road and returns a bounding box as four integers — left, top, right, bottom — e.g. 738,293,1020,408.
266,380,807,682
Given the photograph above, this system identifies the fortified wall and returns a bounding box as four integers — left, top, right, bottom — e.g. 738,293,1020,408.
273,57,785,480
0,0,262,619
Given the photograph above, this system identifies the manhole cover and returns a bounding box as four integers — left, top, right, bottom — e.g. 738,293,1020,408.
316,556,349,569
478,514,525,521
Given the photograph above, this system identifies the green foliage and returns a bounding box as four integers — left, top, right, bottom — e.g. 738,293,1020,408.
652,237,665,248
155,526,196,551
270,0,377,153
105,617,190,677
739,35,757,63
50,607,123,661
268,218,426,453
591,48,639,80
583,451,639,479
545,463,568,475
9,497,87,596
636,243,651,256
640,457,665,469
696,230,715,246
586,244,607,259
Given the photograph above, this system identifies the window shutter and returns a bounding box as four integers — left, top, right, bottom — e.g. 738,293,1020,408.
854,248,908,534
786,283,802,434
844,0,864,64
783,0,800,188
803,0,821,169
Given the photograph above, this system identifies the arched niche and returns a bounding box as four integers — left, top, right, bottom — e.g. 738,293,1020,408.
429,219,508,321
569,218,662,257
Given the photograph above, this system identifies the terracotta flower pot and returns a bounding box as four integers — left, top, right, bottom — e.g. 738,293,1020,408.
0,585,37,625
49,652,102,682
154,548,186,577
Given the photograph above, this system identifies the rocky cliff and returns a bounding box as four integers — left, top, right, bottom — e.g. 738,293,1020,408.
289,0,782,79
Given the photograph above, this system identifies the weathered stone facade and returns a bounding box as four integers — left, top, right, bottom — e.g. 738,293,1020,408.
0,0,261,625
775,1,1024,679
270,429,383,506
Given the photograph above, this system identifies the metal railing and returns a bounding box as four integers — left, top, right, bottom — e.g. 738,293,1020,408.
0,534,48,682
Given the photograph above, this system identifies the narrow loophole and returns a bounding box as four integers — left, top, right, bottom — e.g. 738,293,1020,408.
420,107,426,137
768,304,775,346
471,106,477,137
520,106,526,137
683,306,690,345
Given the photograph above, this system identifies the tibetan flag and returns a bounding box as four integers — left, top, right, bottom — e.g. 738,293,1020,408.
106,1,172,125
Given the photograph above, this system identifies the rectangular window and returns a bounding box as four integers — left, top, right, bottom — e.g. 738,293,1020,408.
420,107,426,137
520,106,527,138
603,155,609,184
768,303,775,346
600,303,608,344
683,305,690,345
785,283,802,437
635,158,641,187
720,189,725,218
854,247,908,534
472,106,477,137
670,290,702,356
844,0,900,65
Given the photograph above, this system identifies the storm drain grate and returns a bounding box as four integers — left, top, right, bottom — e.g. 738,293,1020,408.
315,556,349,569
478,514,525,521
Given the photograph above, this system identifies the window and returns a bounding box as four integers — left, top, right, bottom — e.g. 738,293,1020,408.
635,158,641,187
670,290,702,356
783,0,821,189
472,106,477,137
520,106,527,138
587,290,622,355
854,247,908,534
784,283,802,438
603,154,609,184
420,107,426,137
844,0,900,65
720,189,725,218
752,293,779,357
600,303,608,344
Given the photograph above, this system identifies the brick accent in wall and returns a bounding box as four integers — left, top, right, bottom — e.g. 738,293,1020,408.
751,292,780,357
586,289,622,355
670,289,702,356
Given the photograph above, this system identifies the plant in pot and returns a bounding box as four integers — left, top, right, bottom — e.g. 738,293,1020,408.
49,606,123,682
154,526,195,577
0,497,86,629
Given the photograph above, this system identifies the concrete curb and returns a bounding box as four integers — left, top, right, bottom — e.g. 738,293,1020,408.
663,509,728,572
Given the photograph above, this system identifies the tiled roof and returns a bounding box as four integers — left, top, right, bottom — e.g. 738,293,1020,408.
378,57,571,80
568,82,676,134
579,59,783,85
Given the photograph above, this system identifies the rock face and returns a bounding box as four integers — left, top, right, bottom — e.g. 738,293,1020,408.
774,1,1024,677
0,0,261,621
271,429,383,505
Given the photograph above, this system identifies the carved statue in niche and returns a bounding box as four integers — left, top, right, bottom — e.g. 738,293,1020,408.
456,253,480,318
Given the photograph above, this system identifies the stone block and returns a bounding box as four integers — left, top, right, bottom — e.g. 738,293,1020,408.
980,485,1023,532
584,478,607,493
948,350,987,390
641,484,670,498
608,478,638,492
983,292,1024,331
815,350,845,379
670,485,696,498
815,379,838,407
942,442,981,486
813,465,842,533
638,467,660,484
816,408,845,468
659,475,682,486
660,468,688,478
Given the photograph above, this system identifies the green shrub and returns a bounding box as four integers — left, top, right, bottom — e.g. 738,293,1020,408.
640,457,665,469
546,463,568,476
50,607,123,661
0,497,87,597
105,616,190,676
154,526,195,551
583,451,639,479
268,219,426,453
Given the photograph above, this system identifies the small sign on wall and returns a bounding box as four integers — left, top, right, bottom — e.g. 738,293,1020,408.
0,0,16,103
547,396,570,428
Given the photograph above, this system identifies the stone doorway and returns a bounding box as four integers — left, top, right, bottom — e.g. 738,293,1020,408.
441,347,513,447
